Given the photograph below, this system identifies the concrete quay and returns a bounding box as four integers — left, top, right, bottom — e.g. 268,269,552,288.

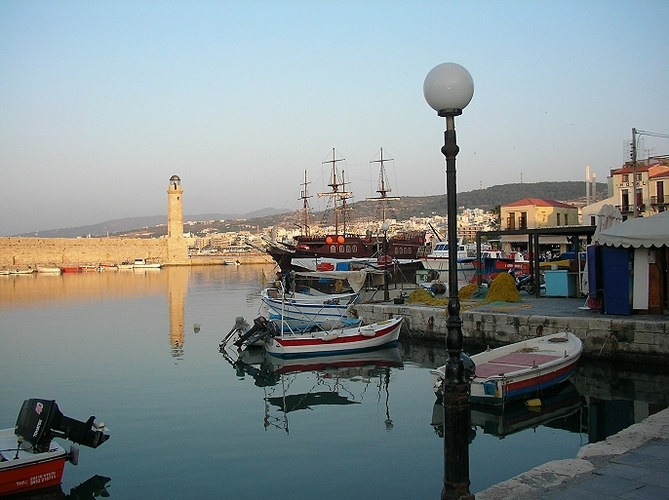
476,407,669,499
350,295,669,364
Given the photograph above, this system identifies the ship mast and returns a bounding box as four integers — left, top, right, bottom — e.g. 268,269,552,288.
298,169,312,236
318,148,352,235
366,148,400,222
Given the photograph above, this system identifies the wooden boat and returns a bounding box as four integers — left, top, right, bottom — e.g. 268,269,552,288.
265,150,429,273
430,332,582,405
0,399,109,496
221,315,403,359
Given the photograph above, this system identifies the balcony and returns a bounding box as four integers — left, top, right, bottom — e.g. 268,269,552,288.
651,196,668,207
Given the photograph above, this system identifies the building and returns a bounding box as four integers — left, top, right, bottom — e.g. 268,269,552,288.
608,158,669,219
501,198,579,231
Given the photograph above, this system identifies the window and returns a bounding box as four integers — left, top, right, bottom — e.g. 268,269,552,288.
556,213,561,226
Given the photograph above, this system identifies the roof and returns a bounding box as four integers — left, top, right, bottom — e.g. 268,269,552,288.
504,198,577,209
596,211,669,248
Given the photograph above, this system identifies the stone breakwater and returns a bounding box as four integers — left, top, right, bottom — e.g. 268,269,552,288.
350,299,669,364
0,237,273,267
0,236,172,267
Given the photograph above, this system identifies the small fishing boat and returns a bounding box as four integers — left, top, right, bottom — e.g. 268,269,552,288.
0,398,109,496
260,269,376,331
37,266,62,274
430,332,582,405
221,315,403,359
8,268,35,275
60,266,82,273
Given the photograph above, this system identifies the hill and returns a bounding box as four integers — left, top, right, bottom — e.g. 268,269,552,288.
17,181,607,238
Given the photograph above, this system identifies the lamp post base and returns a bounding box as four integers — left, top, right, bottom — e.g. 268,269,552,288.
441,381,474,500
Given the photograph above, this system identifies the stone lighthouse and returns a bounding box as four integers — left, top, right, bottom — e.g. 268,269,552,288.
166,175,189,264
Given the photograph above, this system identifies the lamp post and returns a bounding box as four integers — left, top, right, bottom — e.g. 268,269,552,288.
424,62,474,500
381,222,390,301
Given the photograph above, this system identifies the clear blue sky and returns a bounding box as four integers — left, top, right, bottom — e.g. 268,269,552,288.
2,0,668,235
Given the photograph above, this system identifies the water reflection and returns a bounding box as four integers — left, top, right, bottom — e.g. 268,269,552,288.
222,346,404,434
3,474,112,500
430,381,585,441
0,265,271,360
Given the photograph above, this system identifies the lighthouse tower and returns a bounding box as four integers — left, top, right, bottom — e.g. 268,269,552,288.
166,175,189,264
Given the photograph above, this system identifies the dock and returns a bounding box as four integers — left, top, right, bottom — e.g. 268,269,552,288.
350,295,668,364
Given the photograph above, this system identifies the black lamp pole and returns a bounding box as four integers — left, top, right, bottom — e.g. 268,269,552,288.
440,110,473,500
423,62,474,500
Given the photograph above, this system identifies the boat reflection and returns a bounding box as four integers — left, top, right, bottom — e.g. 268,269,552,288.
430,381,585,440
222,347,404,433
4,474,112,500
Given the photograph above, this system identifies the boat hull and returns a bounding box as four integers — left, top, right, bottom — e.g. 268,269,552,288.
431,332,583,406
0,428,67,496
265,317,403,358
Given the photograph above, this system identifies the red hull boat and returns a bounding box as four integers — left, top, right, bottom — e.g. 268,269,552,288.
0,399,109,496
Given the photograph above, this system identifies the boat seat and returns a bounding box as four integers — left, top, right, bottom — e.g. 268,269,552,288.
475,363,527,379
488,352,560,367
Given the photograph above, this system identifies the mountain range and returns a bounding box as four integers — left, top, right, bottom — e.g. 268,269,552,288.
18,181,608,238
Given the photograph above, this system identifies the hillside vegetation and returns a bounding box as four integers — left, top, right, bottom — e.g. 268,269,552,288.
23,180,607,238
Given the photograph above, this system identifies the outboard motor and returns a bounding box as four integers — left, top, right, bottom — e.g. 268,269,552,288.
15,399,109,453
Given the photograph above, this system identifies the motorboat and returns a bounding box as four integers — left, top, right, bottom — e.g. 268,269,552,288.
221,315,403,359
430,332,582,405
133,259,162,269
0,399,109,496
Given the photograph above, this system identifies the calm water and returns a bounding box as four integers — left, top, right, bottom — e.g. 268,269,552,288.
1,266,667,499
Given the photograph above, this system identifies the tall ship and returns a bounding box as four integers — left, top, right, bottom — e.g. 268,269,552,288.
265,148,429,273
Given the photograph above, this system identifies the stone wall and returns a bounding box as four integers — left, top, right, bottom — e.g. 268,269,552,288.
350,302,669,364
0,237,171,267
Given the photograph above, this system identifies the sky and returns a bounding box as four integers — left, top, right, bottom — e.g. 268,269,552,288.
1,0,668,236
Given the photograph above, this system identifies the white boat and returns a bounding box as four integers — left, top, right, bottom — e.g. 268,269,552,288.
221,315,403,359
430,332,582,405
133,259,162,269
0,399,109,496
37,266,62,274
420,240,477,285
8,268,35,275
261,269,385,331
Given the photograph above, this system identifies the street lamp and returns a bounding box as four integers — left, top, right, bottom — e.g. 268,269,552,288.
424,62,474,500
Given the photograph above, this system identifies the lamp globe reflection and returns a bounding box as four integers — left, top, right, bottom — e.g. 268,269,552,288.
423,63,474,116
424,62,475,500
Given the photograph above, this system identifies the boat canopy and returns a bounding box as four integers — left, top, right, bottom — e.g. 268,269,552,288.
294,269,382,293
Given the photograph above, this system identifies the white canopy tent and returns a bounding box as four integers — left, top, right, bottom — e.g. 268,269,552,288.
595,211,669,248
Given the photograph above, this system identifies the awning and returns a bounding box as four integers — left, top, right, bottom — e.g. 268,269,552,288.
596,211,669,248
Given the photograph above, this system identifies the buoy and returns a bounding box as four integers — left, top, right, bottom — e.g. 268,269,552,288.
525,398,542,407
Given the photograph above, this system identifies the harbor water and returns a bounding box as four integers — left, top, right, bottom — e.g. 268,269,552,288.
1,266,667,499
